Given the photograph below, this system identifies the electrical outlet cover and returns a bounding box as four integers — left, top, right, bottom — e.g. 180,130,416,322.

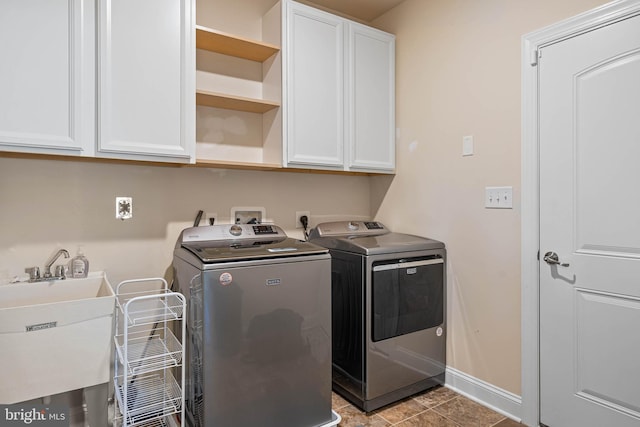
206,212,218,226
116,197,133,219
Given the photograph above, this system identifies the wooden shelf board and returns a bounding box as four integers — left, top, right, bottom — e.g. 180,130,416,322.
192,159,283,171
0,151,386,176
0,151,184,168
195,25,280,62
196,90,280,113
191,159,377,175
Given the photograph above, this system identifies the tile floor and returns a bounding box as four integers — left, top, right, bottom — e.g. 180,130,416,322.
332,386,521,427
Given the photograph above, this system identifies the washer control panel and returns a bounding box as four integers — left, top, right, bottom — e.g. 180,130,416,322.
252,225,279,235
180,224,285,244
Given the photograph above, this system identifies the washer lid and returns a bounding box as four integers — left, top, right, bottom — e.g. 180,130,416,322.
176,224,327,262
183,238,327,262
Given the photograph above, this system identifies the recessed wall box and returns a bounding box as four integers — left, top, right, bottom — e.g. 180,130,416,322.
231,206,266,224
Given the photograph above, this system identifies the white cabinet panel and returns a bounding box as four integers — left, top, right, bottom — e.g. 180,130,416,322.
283,0,395,173
0,0,194,164
348,23,395,172
0,0,93,155
284,1,344,168
98,0,195,162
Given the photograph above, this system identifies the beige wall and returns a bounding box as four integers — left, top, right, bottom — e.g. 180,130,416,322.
0,157,370,286
372,0,610,395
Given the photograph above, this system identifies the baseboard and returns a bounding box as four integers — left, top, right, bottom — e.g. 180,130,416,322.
445,366,522,423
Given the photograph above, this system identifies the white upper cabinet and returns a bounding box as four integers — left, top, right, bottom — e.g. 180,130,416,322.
283,0,395,173
284,1,344,168
0,0,94,156
0,0,194,163
347,23,395,172
97,0,195,163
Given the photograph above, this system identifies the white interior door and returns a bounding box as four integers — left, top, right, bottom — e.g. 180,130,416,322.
539,12,640,427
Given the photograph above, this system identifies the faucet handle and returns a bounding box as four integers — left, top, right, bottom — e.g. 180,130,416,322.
25,267,41,281
54,265,66,279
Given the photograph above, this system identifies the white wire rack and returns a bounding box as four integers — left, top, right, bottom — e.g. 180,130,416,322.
113,278,186,427
115,329,183,375
116,287,184,326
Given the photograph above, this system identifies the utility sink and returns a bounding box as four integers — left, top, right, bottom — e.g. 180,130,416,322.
0,272,115,404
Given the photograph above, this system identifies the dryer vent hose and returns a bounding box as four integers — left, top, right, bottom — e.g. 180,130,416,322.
194,210,204,227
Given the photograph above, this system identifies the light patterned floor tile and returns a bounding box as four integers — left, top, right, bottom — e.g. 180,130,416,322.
432,396,505,427
375,398,428,424
395,410,460,427
412,386,459,408
335,404,390,427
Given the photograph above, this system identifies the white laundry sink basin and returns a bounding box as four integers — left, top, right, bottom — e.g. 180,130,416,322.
0,272,115,404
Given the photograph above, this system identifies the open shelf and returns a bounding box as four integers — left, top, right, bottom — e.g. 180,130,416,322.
190,159,374,175
194,15,282,169
196,90,280,113
115,371,182,426
116,291,185,327
115,329,183,376
192,158,283,171
195,25,280,62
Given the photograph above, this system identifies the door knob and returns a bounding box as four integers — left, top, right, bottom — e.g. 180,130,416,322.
543,251,569,267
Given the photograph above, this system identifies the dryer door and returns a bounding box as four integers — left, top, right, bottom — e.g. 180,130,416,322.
366,255,445,403
371,256,444,341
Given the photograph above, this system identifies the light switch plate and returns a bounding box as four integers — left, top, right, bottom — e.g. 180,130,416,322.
463,135,474,156
485,186,513,209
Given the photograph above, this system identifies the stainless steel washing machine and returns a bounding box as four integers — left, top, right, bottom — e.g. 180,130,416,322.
309,221,446,412
173,224,333,427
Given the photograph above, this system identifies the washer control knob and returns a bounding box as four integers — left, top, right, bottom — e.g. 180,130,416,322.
347,221,360,231
229,225,243,236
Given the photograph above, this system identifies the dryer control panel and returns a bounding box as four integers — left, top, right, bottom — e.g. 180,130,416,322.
308,221,389,238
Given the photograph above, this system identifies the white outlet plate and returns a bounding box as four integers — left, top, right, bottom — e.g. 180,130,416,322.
485,186,513,209
116,197,133,219
296,211,311,228
206,212,218,226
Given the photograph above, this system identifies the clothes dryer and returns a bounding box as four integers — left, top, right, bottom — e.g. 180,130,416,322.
309,221,446,412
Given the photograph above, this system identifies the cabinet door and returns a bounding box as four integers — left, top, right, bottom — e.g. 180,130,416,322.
98,0,195,163
0,0,93,155
284,1,344,169
347,23,395,172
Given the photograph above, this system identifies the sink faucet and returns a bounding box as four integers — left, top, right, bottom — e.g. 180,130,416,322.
24,249,71,282
43,249,70,279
